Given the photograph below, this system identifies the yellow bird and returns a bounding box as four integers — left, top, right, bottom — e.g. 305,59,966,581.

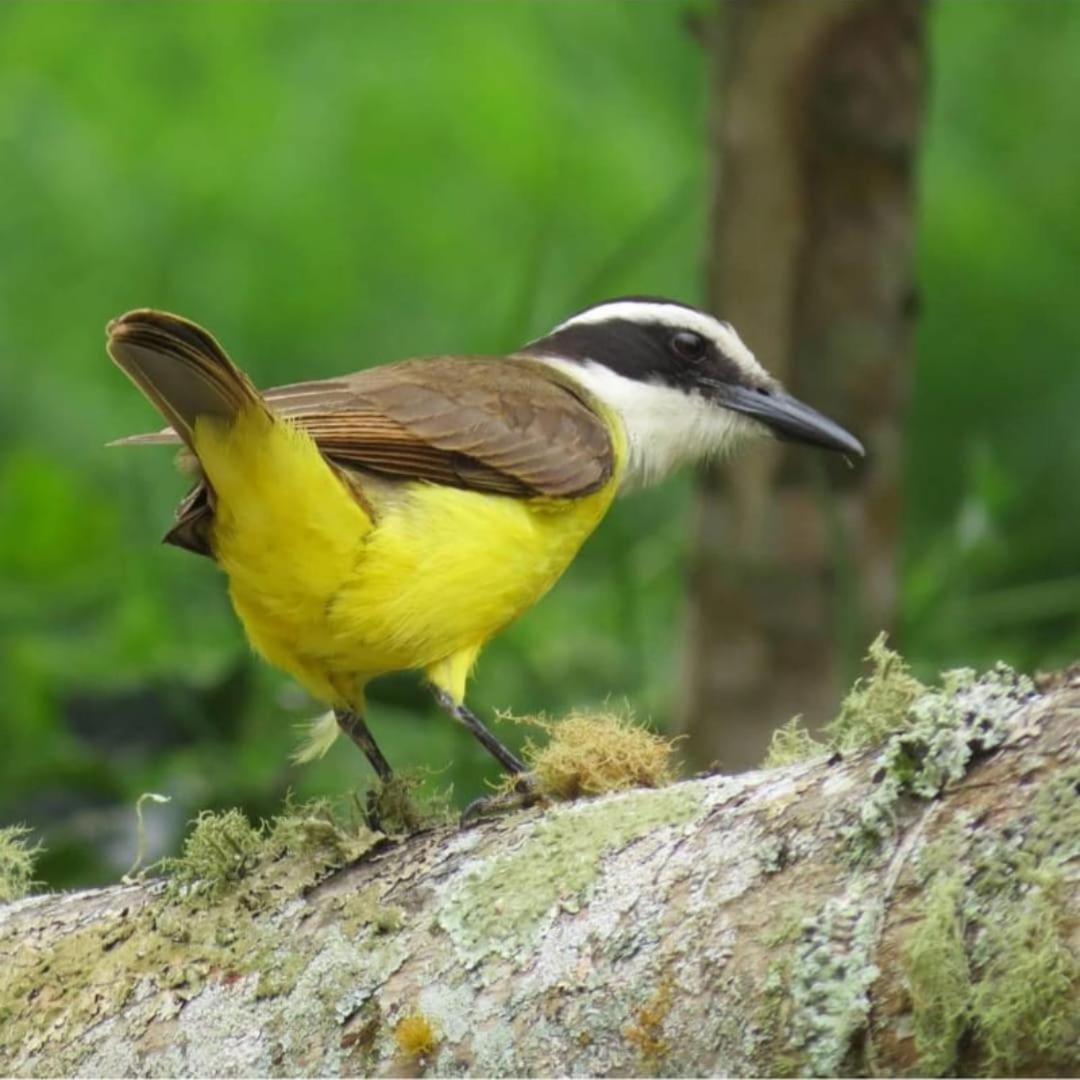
108,298,863,785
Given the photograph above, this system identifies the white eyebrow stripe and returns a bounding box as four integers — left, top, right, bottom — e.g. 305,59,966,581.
553,300,766,380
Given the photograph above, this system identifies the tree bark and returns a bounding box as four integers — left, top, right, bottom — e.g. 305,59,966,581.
681,0,926,770
2,667,1077,1078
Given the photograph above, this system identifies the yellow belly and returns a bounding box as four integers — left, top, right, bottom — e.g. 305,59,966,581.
193,408,620,709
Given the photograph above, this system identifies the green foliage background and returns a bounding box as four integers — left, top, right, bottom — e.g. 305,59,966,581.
0,1,1077,888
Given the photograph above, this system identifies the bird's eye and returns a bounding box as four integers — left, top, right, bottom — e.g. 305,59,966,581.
670,330,707,361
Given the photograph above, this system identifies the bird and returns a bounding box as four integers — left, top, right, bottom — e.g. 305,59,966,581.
107,296,863,788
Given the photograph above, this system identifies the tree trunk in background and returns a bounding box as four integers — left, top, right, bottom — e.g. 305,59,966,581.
681,0,926,770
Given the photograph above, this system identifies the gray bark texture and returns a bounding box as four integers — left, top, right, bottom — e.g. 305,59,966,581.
1,667,1077,1078
682,0,926,769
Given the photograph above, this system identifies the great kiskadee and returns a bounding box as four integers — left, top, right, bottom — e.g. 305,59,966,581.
107,297,863,783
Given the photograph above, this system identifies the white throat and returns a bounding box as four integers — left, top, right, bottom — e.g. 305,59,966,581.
534,356,754,490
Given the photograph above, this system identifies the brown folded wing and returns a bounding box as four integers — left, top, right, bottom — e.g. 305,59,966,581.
119,355,615,545
260,355,613,499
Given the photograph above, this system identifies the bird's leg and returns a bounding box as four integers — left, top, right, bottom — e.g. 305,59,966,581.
335,708,393,779
335,708,392,830
431,689,527,775
431,690,542,823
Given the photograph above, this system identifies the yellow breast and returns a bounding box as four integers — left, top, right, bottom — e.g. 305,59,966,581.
193,406,622,710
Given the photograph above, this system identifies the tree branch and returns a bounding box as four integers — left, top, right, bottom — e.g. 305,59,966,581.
2,668,1077,1077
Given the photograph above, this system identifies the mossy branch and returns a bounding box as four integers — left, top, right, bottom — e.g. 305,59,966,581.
1,663,1077,1078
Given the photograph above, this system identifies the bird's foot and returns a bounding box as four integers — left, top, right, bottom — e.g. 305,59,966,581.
460,772,542,826
362,788,384,834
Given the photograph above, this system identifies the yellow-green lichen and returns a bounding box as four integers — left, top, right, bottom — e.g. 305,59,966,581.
0,825,40,903
440,784,703,964
508,708,679,801
335,884,405,938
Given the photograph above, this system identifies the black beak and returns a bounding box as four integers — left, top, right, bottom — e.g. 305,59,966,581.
714,384,865,458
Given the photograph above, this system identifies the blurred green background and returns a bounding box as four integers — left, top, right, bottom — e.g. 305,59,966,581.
1,1,1078,889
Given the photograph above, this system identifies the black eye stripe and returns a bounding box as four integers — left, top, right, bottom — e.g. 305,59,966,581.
522,317,747,390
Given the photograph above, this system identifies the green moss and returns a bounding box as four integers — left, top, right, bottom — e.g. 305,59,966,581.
266,797,383,866
1026,765,1080,864
971,880,1078,1073
439,784,703,964
762,717,826,769
762,636,926,769
0,798,388,1074
0,825,40,903
367,773,455,836
900,767,1080,1076
161,808,264,895
160,799,380,899
903,871,970,1075
824,633,926,753
762,903,809,948
757,956,799,1078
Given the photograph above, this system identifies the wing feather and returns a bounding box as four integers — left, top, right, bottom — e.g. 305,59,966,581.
269,356,614,498
116,355,614,500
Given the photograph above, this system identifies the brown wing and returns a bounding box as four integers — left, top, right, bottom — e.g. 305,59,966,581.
262,355,614,499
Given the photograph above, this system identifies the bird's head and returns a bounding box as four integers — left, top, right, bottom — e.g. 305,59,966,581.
522,296,864,487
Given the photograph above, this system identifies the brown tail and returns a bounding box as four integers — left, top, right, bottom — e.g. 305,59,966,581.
106,309,265,451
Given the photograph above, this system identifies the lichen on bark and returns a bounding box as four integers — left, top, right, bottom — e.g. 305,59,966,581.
1,661,1077,1078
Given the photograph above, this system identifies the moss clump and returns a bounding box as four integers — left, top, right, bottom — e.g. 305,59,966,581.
902,871,970,1075
0,825,40,903
161,809,264,895
971,881,1077,1073
763,635,925,768
394,1011,438,1061
902,772,1080,1076
160,799,380,898
266,796,384,865
507,708,678,801
366,772,454,836
825,633,925,753
763,716,826,768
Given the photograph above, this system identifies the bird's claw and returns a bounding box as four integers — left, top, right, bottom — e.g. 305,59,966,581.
461,773,541,826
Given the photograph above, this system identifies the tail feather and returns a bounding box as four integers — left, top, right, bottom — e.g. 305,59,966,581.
106,309,265,450
106,428,182,448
